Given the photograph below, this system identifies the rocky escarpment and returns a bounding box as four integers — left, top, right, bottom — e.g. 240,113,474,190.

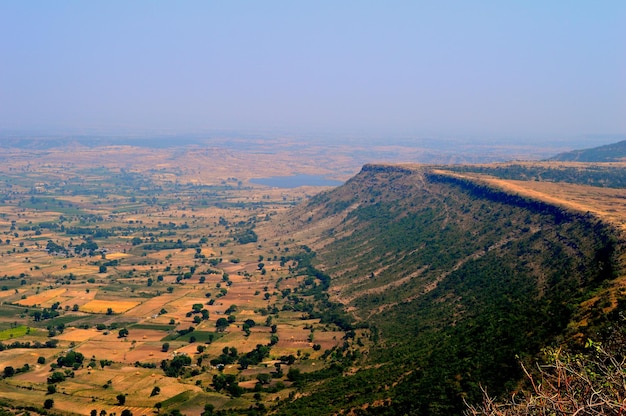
272,163,624,415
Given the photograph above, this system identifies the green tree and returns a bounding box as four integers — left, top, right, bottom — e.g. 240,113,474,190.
116,394,126,405
47,371,66,384
3,366,15,378
202,404,214,415
43,398,54,409
150,386,161,396
238,356,251,370
256,373,271,385
32,310,42,321
287,368,302,382
161,354,192,377
57,350,84,368
216,317,229,331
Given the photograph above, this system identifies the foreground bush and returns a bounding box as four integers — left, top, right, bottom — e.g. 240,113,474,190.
466,337,626,415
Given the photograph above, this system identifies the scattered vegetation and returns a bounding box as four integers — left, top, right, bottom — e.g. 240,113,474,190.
272,163,625,415
0,143,625,415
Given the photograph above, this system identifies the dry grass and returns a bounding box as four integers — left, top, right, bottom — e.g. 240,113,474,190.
16,288,67,307
433,167,626,230
465,341,626,416
484,178,626,228
80,300,141,314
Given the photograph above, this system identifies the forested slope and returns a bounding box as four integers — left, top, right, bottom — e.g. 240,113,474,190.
548,139,626,162
270,163,624,415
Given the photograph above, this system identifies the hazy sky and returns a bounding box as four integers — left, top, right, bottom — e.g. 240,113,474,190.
1,1,625,141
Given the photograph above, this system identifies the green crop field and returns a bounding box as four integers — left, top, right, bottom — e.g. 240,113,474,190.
0,325,31,341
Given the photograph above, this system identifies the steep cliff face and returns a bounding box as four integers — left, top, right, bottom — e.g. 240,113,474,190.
272,163,623,415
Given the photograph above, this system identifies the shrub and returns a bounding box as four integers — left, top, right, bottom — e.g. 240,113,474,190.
466,339,626,415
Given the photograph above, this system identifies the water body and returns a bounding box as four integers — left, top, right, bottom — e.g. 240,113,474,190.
250,174,344,188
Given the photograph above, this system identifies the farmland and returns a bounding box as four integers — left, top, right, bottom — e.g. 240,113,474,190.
3,141,626,415
0,144,359,415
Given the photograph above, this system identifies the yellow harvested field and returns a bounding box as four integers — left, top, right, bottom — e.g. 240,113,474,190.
80,299,141,313
123,293,177,318
125,329,169,342
105,252,129,260
64,288,96,298
75,339,132,361
0,349,42,369
50,266,99,277
54,328,97,342
16,287,67,306
123,344,171,363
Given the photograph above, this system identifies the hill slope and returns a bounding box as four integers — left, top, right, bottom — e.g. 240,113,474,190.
549,140,626,162
266,163,624,415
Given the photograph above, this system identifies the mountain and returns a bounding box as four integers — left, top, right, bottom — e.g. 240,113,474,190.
264,163,624,415
549,140,626,162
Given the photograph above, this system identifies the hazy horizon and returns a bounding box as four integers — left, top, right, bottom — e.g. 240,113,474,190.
1,2,625,144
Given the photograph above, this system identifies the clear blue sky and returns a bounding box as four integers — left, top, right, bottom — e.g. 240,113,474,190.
1,1,624,141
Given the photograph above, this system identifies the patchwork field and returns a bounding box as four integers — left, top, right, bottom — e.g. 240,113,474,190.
1,144,600,416
0,144,354,415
